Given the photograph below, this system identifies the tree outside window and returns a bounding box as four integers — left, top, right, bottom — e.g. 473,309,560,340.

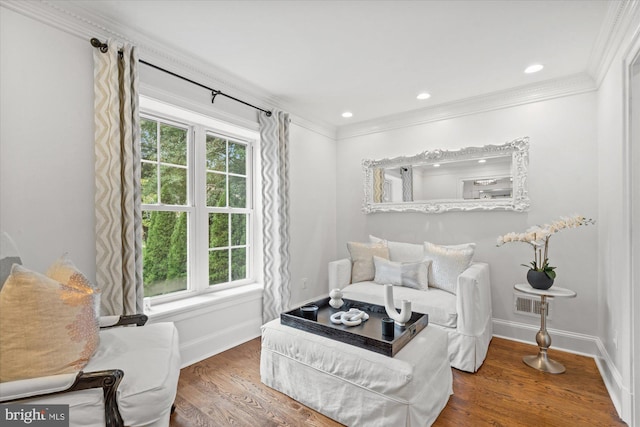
140,113,253,299
206,134,249,286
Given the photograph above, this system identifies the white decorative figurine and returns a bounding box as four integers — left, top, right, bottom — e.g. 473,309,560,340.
329,288,344,309
330,308,369,327
384,284,412,326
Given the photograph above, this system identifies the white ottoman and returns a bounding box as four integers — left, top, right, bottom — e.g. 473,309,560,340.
261,319,452,427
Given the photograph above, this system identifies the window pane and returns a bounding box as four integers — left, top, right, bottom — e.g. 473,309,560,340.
140,105,254,296
140,118,157,161
209,213,229,248
143,211,188,297
160,165,187,205
209,249,229,285
141,162,158,204
231,214,246,246
231,248,246,281
160,124,187,166
228,142,246,175
206,135,226,172
206,172,226,207
229,176,246,208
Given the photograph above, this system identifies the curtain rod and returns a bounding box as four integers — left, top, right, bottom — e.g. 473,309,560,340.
90,38,272,117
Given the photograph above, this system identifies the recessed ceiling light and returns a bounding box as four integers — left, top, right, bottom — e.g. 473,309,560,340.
478,159,487,163
417,92,431,100
524,64,544,74
433,163,440,168
342,112,353,118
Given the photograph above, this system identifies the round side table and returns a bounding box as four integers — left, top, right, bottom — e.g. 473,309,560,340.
514,283,577,374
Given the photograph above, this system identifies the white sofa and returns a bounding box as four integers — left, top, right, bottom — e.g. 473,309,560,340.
329,239,492,373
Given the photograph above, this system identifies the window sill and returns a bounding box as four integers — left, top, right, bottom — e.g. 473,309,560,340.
145,283,263,323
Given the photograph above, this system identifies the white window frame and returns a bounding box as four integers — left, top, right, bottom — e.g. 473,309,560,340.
201,131,254,289
140,96,260,304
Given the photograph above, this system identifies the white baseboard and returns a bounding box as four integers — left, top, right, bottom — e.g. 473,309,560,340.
179,317,262,368
492,318,630,423
492,318,599,356
593,338,632,423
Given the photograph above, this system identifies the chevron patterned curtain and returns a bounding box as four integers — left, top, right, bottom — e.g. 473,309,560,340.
401,166,413,202
259,111,291,323
373,168,385,203
93,40,143,316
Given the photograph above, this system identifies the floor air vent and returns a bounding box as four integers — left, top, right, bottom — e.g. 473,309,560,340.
513,292,552,319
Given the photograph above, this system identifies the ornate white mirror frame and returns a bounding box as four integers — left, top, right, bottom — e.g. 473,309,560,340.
362,137,530,213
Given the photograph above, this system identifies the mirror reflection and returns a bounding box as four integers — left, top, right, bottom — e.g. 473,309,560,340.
363,137,529,213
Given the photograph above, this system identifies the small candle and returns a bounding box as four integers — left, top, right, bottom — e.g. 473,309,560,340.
300,305,319,321
382,317,395,338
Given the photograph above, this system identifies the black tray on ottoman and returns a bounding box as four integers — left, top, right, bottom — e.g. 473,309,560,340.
280,297,429,357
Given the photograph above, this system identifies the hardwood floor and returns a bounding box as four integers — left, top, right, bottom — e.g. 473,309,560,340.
170,336,625,426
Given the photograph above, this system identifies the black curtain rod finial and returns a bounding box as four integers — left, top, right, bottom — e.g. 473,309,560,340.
90,37,108,53
265,111,272,117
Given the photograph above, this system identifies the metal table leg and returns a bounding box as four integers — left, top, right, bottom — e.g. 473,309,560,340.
523,295,565,374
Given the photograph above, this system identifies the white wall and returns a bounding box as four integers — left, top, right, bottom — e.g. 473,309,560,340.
336,93,599,337
595,11,640,422
288,124,337,304
632,48,640,427
596,49,632,418
0,6,337,365
0,7,96,275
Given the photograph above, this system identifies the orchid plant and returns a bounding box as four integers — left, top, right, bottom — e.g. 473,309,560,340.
497,215,595,279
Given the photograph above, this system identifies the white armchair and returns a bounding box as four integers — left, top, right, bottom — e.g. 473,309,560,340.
0,314,180,427
0,233,181,427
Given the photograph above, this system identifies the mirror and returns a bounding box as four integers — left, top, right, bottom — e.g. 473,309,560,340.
363,137,530,213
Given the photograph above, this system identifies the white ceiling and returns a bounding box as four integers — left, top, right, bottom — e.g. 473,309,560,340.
63,0,609,128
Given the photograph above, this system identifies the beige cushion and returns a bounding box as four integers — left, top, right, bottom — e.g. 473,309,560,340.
423,242,474,294
347,242,389,283
0,264,99,382
373,256,430,291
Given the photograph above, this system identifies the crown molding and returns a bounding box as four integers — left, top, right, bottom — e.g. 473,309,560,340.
336,72,596,140
587,0,640,86
2,0,615,142
288,114,337,140
0,0,337,140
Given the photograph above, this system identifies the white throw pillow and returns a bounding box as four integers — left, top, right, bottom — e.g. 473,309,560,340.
369,235,424,262
423,242,475,294
373,256,430,291
370,235,477,263
347,242,390,283
425,240,476,257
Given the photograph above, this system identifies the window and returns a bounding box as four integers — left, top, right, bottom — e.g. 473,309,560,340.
140,98,258,301
141,117,190,297
205,133,251,285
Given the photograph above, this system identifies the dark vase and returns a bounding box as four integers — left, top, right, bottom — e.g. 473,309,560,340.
527,269,554,290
